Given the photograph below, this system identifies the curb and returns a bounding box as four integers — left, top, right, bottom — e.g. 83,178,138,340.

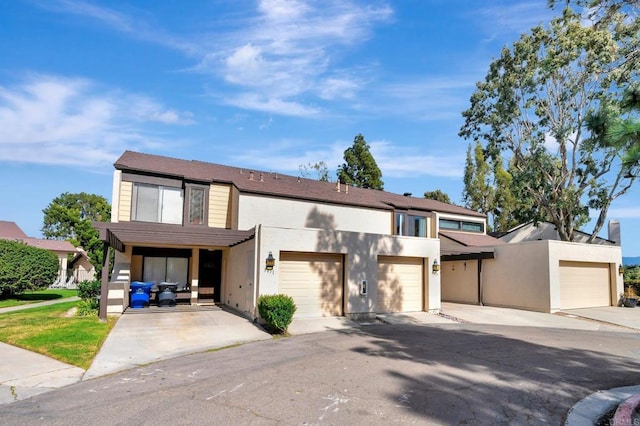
565,385,640,425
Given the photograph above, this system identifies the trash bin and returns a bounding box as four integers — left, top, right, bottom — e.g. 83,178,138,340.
157,282,177,307
130,281,153,308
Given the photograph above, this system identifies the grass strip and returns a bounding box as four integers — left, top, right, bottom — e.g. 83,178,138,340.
0,301,115,369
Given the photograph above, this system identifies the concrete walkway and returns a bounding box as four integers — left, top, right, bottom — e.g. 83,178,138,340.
83,307,273,380
0,296,80,314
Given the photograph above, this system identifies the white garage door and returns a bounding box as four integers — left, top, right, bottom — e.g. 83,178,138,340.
377,256,424,313
559,261,611,309
278,252,343,317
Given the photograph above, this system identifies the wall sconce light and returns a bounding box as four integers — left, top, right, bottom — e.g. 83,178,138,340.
619,264,624,275
265,251,275,271
432,259,440,274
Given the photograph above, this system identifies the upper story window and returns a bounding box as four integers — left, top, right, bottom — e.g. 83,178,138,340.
395,212,428,237
439,218,484,233
132,183,183,225
186,185,207,225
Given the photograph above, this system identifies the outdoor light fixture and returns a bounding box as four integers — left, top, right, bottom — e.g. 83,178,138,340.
265,251,275,271
432,259,440,274
619,264,624,275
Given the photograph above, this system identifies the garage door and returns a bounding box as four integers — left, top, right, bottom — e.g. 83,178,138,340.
559,261,611,309
278,252,343,317
377,256,424,313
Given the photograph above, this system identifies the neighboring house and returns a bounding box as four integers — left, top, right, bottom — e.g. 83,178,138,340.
0,220,79,285
95,151,624,318
441,221,623,312
69,248,97,283
491,221,619,246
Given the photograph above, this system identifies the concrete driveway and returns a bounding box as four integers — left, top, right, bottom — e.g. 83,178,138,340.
83,306,272,380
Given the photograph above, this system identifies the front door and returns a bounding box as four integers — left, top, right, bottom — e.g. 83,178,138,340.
198,249,222,303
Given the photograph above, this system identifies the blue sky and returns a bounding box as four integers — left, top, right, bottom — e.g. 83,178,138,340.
1,0,639,256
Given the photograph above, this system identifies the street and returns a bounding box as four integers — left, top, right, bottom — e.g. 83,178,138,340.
2,321,640,425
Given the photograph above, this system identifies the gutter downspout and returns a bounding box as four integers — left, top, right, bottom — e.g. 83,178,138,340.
478,258,483,306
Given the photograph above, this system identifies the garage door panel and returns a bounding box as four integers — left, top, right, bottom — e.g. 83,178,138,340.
377,256,423,313
279,252,343,317
559,261,610,309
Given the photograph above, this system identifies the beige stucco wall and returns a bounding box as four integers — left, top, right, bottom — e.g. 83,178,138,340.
226,240,257,317
237,194,392,235
482,241,552,312
482,240,623,312
254,225,441,319
441,259,478,304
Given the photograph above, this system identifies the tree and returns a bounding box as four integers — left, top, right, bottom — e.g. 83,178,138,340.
588,83,640,177
0,240,58,298
460,8,638,242
42,192,111,275
337,134,384,190
423,190,451,204
299,161,330,182
463,142,493,218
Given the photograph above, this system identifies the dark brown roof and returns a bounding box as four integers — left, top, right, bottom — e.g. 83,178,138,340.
439,230,504,247
0,221,28,239
94,221,254,251
115,151,485,218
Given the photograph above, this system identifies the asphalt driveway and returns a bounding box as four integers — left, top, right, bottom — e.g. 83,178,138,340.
3,318,640,425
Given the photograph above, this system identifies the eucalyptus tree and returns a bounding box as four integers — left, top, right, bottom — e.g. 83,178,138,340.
460,7,639,242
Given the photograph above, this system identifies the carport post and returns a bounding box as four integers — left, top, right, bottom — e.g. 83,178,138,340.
99,242,111,321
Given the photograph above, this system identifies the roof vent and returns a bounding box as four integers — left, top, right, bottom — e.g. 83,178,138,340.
403,192,412,197
297,176,300,182
336,181,340,192
345,183,349,194
249,171,254,180
259,173,264,182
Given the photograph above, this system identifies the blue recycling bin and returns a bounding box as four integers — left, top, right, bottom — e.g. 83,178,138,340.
130,281,153,308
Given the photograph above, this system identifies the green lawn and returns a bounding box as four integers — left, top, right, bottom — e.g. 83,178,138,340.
0,301,116,369
0,289,78,308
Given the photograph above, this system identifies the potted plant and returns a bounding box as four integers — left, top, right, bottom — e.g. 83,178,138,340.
622,287,638,308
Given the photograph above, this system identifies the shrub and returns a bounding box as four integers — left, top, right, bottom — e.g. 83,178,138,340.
77,298,100,316
78,280,101,301
0,240,58,298
257,294,297,334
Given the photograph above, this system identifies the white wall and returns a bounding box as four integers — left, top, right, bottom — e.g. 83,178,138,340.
237,194,391,235
254,225,441,319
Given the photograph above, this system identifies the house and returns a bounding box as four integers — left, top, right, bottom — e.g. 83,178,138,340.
95,151,624,318
95,151,490,318
0,221,80,285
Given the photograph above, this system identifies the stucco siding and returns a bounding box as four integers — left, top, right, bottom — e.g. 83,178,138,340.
119,181,132,222
237,194,391,234
209,183,231,229
442,259,478,304
255,225,440,319
226,240,256,317
482,242,552,312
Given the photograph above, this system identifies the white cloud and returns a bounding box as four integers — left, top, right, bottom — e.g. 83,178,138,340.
0,74,193,167
224,93,321,117
473,1,555,35
230,138,463,179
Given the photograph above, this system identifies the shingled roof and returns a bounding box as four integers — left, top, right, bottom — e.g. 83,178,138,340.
115,151,484,218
